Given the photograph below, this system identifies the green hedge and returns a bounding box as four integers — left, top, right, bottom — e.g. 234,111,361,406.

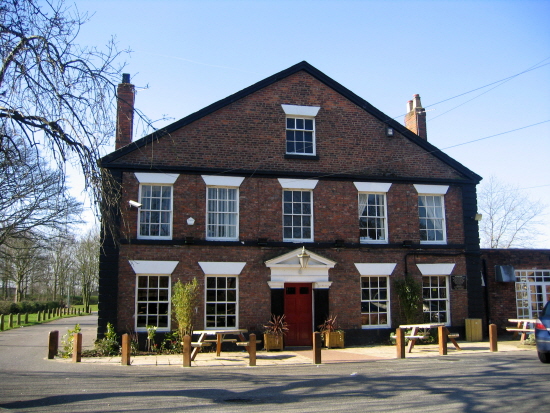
0,301,63,315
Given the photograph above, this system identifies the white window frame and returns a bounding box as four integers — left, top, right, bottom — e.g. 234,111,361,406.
515,270,550,319
135,274,171,332
205,187,239,241
361,276,391,328
422,275,451,326
202,176,244,241
414,185,449,245
130,260,178,333
355,183,391,244
282,189,314,242
135,173,178,240
204,275,239,329
198,262,245,330
282,105,320,156
279,179,317,242
355,263,395,329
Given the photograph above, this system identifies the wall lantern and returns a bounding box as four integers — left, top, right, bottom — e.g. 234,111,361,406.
129,200,142,208
297,247,310,268
187,217,195,226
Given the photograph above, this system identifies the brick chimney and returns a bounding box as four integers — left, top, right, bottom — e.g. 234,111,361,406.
115,73,135,150
404,94,427,140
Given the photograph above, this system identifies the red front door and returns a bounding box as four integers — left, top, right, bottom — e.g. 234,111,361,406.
284,283,313,346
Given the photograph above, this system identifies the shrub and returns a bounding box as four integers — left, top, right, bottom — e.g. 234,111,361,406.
59,324,82,358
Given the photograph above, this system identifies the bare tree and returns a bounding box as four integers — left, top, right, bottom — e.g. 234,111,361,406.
478,176,546,248
0,137,83,247
0,0,134,221
74,228,99,312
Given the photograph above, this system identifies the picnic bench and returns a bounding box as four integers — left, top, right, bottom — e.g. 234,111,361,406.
399,323,461,353
190,329,249,361
506,319,536,342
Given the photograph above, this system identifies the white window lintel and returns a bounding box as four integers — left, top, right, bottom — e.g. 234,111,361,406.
417,263,455,275
355,263,397,276
281,104,320,117
199,262,246,275
130,260,178,275
354,182,392,193
413,184,449,195
202,175,245,187
135,173,179,184
278,178,318,190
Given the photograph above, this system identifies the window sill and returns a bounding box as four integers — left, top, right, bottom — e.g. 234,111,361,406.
285,154,319,160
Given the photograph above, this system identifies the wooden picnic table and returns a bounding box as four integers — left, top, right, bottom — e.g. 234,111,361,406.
398,323,461,353
506,319,536,342
190,329,249,361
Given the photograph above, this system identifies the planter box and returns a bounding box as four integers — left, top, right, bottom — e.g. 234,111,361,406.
323,331,344,349
264,333,284,351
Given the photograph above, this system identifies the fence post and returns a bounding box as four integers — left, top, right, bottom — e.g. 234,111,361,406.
248,334,257,367
438,326,448,355
183,335,191,367
313,332,322,364
489,324,498,352
395,328,405,359
72,333,82,362
121,333,131,366
48,330,59,359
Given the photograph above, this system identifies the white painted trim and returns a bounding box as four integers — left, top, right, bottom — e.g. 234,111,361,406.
134,172,179,184
313,282,333,289
413,184,449,195
201,175,245,187
198,262,246,275
129,260,178,275
417,263,455,275
281,104,320,117
354,263,397,276
267,281,285,289
354,182,392,193
278,178,318,189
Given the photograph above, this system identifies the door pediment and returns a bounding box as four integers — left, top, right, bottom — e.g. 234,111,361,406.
265,247,336,286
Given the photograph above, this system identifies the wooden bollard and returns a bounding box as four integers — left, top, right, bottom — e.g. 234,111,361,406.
489,323,498,352
395,328,405,359
72,333,82,362
0,314,4,331
438,326,448,355
121,333,131,365
17,313,21,326
313,332,322,364
25,313,28,324
183,335,191,367
249,334,257,366
8,314,13,328
48,330,59,359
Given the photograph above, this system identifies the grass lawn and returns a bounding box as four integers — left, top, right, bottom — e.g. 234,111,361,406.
0,307,92,332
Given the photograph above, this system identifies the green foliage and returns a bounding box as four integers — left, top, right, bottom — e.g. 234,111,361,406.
264,314,289,336
93,322,120,356
0,300,62,315
160,331,183,354
59,324,82,358
394,277,423,324
172,278,199,339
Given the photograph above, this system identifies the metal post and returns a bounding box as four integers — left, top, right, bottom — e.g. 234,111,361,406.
313,332,322,364
489,324,498,352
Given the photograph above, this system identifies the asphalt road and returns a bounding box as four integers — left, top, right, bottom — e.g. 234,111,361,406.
1,314,549,412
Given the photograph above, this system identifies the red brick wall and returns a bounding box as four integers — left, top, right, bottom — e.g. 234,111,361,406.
482,249,550,333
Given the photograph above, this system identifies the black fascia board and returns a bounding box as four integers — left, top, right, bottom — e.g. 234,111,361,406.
101,162,481,185
100,61,481,183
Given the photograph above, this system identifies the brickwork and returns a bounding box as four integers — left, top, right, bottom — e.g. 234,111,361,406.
482,249,550,332
101,63,482,343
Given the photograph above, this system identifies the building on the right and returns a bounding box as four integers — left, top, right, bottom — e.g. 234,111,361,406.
481,248,550,333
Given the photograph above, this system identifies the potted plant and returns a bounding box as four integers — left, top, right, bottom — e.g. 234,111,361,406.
319,315,344,348
263,314,288,351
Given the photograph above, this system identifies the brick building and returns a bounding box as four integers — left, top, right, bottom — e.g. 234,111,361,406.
98,61,483,345
481,249,550,334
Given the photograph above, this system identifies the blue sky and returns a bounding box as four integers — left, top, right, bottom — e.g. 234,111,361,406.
71,0,550,247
